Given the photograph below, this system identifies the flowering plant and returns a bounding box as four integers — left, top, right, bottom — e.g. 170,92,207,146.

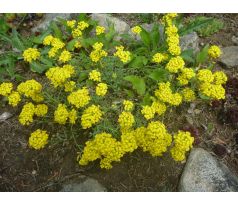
0,14,227,169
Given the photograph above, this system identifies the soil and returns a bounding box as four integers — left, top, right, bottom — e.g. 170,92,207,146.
1,13,238,192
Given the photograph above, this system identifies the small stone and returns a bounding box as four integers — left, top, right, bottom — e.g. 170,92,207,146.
220,46,238,68
232,36,238,45
180,32,199,52
60,177,106,192
213,144,227,157
179,148,238,192
0,112,13,122
90,14,130,39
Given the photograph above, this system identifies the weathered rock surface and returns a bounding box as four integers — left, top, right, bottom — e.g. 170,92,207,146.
32,13,72,32
90,14,130,36
220,46,238,68
179,148,238,192
60,177,106,192
180,32,199,52
232,36,238,45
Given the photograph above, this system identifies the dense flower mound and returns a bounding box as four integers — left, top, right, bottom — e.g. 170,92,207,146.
0,13,227,169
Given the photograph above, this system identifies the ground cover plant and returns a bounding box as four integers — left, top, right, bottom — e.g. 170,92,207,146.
0,13,227,171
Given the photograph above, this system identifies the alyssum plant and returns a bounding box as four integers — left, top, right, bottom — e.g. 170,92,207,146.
0,14,227,169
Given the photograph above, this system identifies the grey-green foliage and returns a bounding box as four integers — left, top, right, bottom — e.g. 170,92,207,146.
189,16,224,37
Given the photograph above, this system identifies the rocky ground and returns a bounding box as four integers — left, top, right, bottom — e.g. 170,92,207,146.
1,13,238,192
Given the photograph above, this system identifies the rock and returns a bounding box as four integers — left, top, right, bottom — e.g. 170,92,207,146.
220,46,238,68
179,148,238,192
60,177,106,192
90,14,130,37
180,32,199,52
232,36,238,45
32,13,72,32
0,112,13,122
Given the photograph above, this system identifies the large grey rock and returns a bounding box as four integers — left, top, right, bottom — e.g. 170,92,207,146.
90,14,130,36
220,46,238,68
179,148,238,192
180,32,199,52
61,178,106,192
32,13,72,32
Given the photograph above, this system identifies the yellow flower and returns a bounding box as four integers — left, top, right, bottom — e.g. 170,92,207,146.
96,83,108,96
197,69,214,83
81,105,103,129
48,47,58,58
213,71,227,85
90,42,108,62
89,70,101,82
118,111,134,130
67,20,76,29
74,41,82,49
96,26,105,35
58,50,72,63
51,38,65,50
67,87,90,108
152,53,167,63
7,91,21,107
121,131,138,153
131,26,142,34
141,105,155,120
23,48,40,63
77,21,89,30
123,100,134,111
177,68,195,85
114,46,131,63
72,28,82,38
35,104,48,117
151,101,166,115
43,35,54,46
69,109,78,124
0,82,13,96
29,129,49,150
19,102,35,125
166,56,185,73
64,81,76,92
54,104,69,125
181,88,196,102
93,42,104,50
208,45,222,59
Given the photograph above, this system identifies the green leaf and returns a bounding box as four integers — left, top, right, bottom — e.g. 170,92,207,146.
105,24,116,43
140,28,151,48
77,14,87,21
0,17,10,34
32,30,51,44
50,22,62,39
196,44,209,64
124,75,146,96
30,62,48,74
66,39,78,51
11,29,25,51
129,56,148,68
181,49,195,64
150,24,160,50
142,93,152,106
149,68,169,82
198,92,211,100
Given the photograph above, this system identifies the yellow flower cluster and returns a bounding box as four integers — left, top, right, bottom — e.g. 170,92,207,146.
170,131,194,161
96,83,108,96
181,88,196,102
79,132,124,169
165,24,181,56
198,69,227,100
208,45,222,59
96,26,105,35
29,129,49,150
135,121,172,157
152,53,168,64
0,82,13,96
69,109,78,124
121,131,138,153
166,56,185,73
161,13,178,26
8,91,21,107
67,20,76,29
118,111,135,131
72,21,89,38
67,87,90,108
177,67,196,85
131,26,142,34
90,42,108,62
46,64,75,88
123,100,134,111
155,82,182,106
43,36,65,58
89,70,101,82
17,79,43,102
58,50,71,63
141,101,167,120
114,46,131,63
81,105,103,129
74,41,82,49
43,35,54,46
54,103,77,125
19,102,48,125
64,81,76,92
23,48,40,63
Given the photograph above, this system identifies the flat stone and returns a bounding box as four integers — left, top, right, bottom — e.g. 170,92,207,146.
32,13,72,32
90,14,130,37
180,32,199,52
0,112,13,122
220,46,238,68
179,148,238,192
60,177,106,192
